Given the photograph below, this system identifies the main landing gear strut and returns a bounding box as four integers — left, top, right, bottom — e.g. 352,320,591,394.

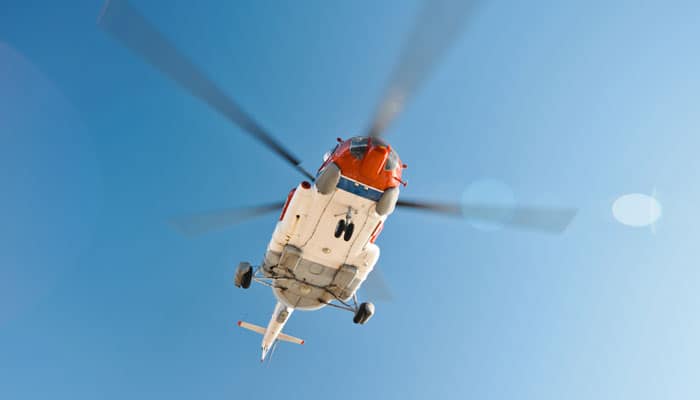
326,292,375,325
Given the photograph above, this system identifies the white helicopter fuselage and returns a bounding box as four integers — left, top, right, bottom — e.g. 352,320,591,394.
264,177,387,310
238,172,397,361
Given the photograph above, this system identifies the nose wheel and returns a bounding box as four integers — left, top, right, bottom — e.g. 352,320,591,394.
334,219,346,238
334,207,356,241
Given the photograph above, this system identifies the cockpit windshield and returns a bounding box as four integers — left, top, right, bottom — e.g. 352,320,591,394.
372,137,388,147
369,137,399,171
350,137,369,159
349,136,400,170
323,144,338,162
384,149,399,171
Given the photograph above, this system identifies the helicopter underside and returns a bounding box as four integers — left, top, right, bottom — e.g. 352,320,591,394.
259,179,384,310
262,245,364,310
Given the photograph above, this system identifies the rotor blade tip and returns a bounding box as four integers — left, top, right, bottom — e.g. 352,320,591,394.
97,0,118,26
97,2,107,25
168,219,197,237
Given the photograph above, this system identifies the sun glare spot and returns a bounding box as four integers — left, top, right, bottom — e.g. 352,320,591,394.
612,193,662,227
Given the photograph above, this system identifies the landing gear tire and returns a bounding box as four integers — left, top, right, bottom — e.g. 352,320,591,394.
343,223,355,241
353,302,375,324
334,219,346,238
234,262,253,289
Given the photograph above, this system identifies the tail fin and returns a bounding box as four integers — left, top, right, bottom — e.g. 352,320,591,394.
236,321,305,345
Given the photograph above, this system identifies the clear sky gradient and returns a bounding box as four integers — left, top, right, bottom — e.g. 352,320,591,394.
2,1,699,399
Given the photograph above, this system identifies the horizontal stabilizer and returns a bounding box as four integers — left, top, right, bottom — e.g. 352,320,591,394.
237,321,304,345
278,332,304,345
237,320,265,335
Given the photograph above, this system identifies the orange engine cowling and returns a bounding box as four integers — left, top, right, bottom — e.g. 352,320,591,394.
319,136,403,191
360,145,389,178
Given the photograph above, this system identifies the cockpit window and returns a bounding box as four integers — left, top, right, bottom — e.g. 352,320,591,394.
323,144,338,162
350,137,369,159
372,137,388,147
384,149,399,171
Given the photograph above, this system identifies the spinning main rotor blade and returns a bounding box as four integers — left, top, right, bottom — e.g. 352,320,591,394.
362,267,394,302
396,200,577,234
98,0,315,181
170,202,285,236
366,0,476,138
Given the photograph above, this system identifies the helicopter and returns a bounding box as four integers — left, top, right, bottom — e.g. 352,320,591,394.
98,0,577,361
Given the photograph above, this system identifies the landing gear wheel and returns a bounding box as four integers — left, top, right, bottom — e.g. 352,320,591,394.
343,223,355,241
234,262,253,289
353,302,375,324
334,219,346,238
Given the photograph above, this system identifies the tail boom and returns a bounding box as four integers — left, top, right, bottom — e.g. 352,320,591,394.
237,302,304,361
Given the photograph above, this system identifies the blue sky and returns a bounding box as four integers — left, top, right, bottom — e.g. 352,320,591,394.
2,0,700,399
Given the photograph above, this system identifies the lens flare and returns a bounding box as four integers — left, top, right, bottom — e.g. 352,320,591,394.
612,193,662,227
